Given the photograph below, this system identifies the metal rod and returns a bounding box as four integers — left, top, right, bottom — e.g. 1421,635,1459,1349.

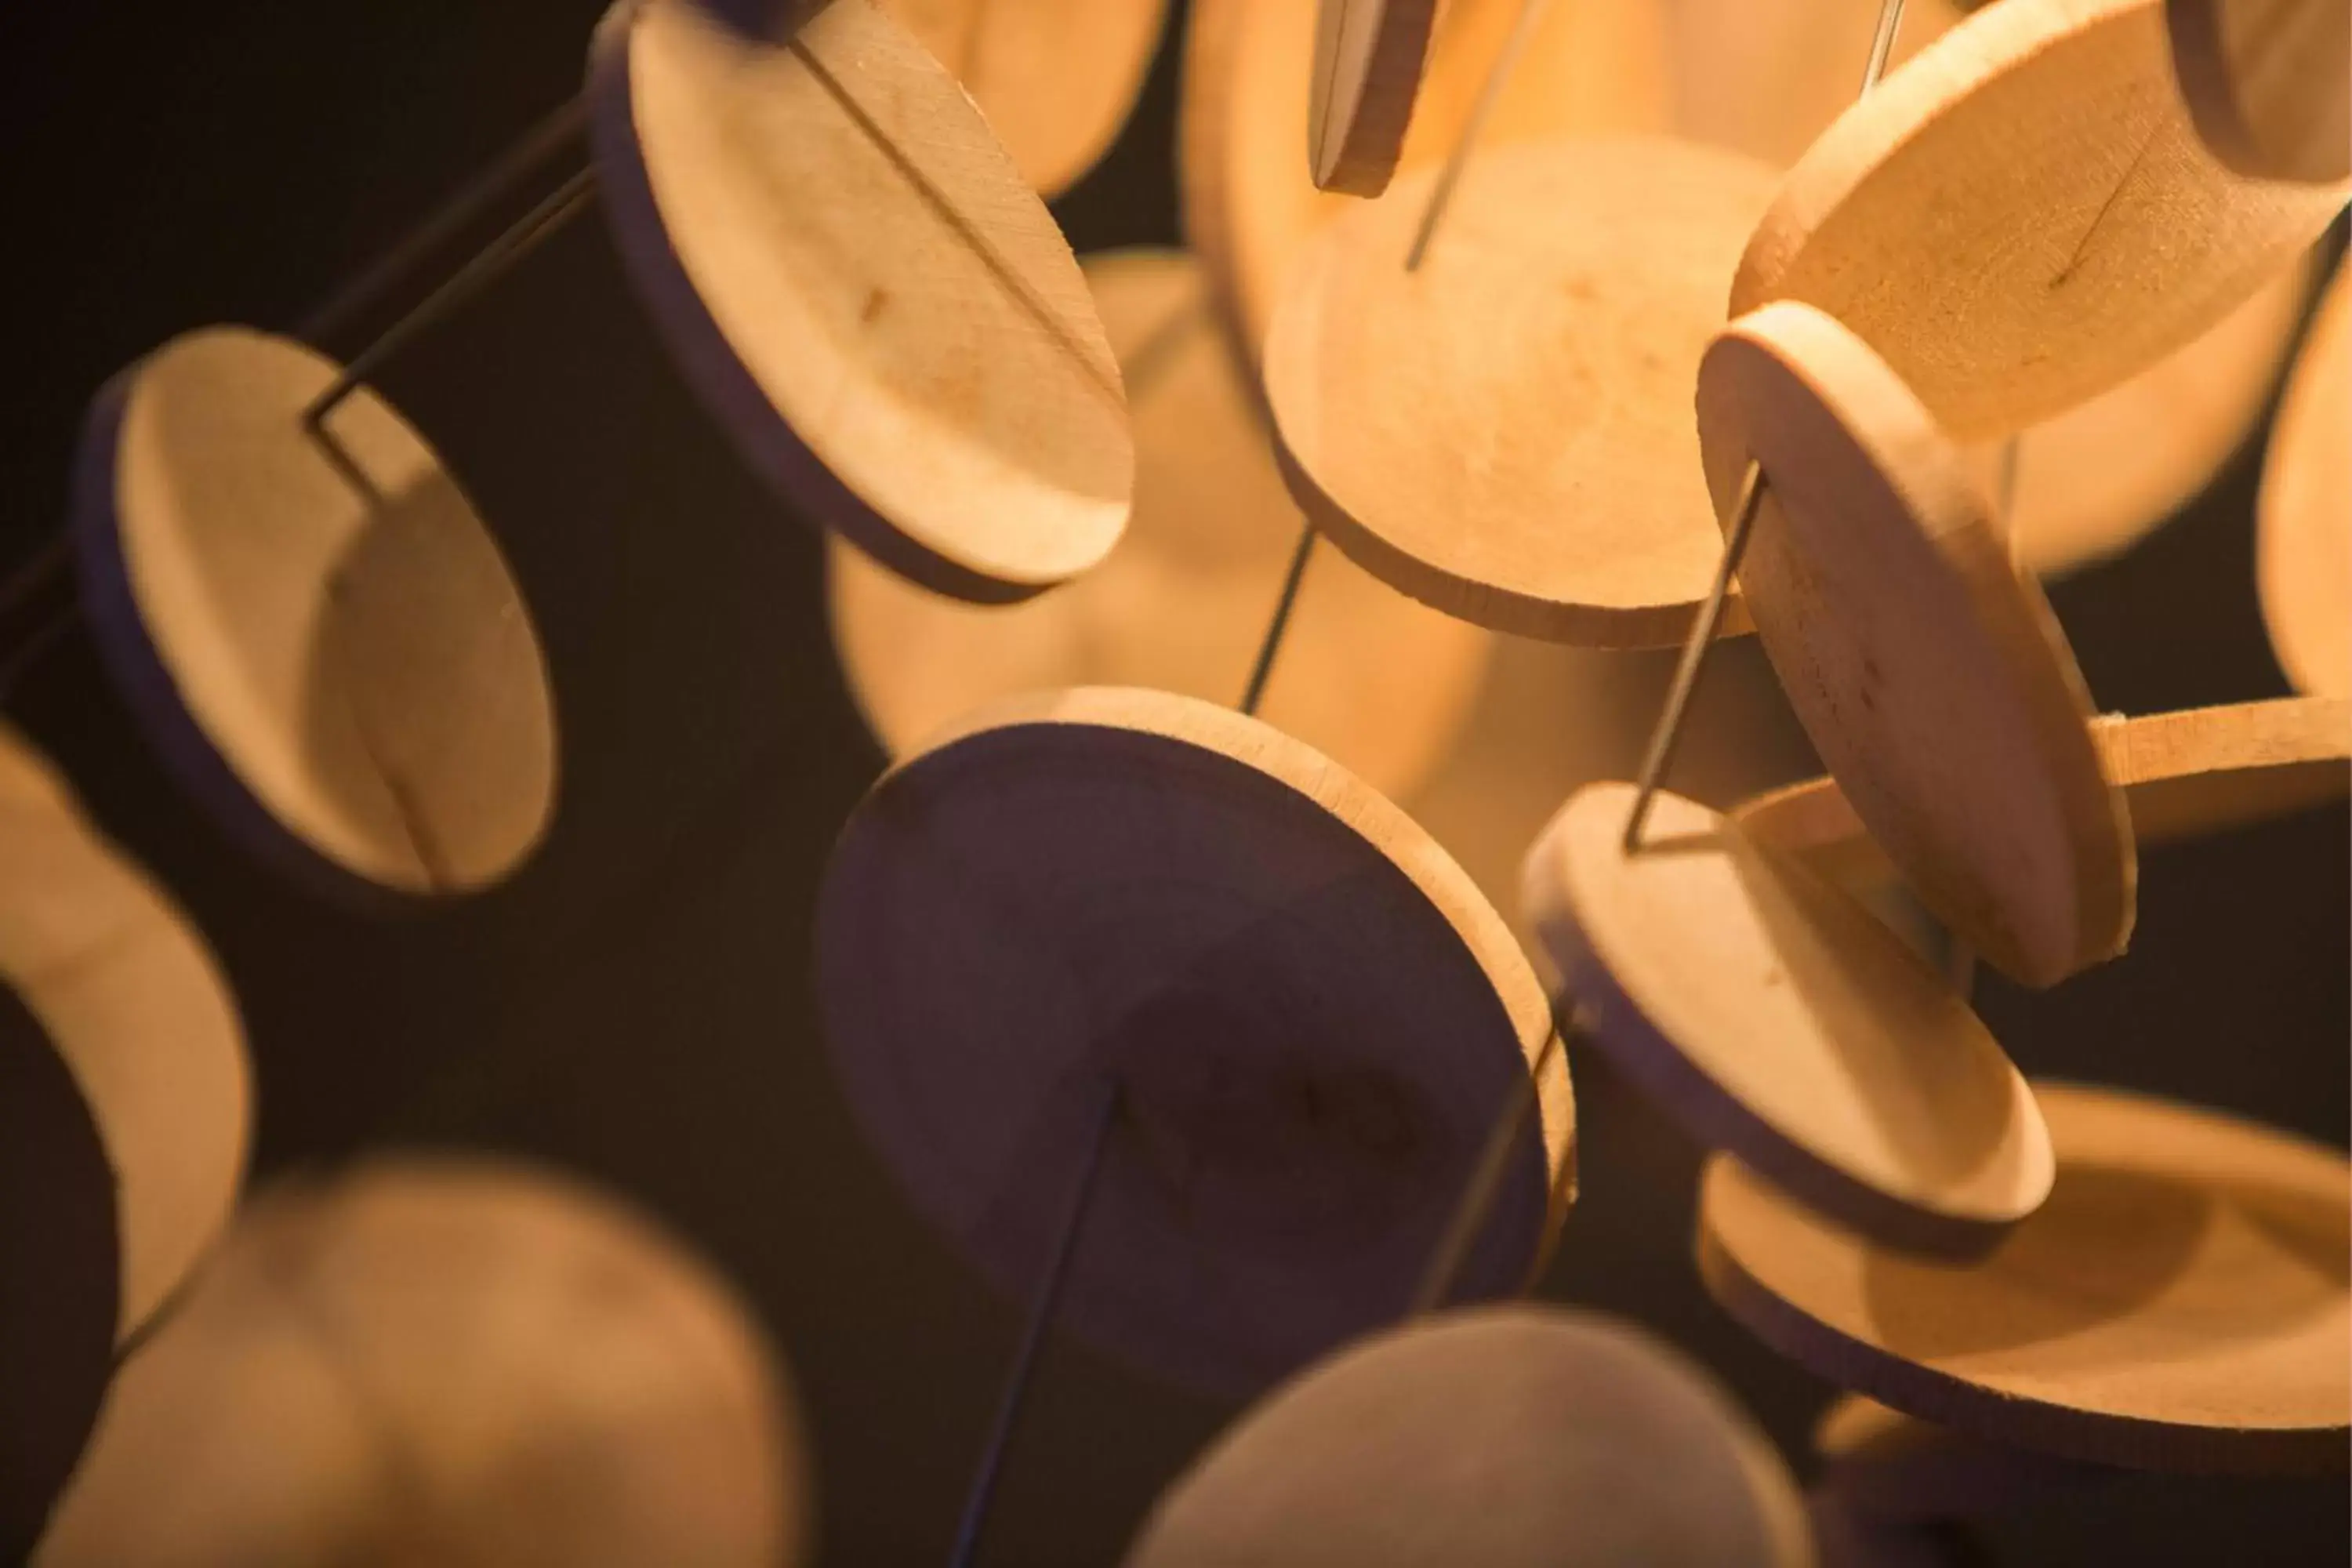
1239,524,1318,717
1403,0,1553,272
1860,0,1910,96
1410,1018,1571,1316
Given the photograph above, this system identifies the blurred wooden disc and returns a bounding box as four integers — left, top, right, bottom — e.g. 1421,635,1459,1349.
2168,0,2351,183
2260,260,2352,695
1814,1396,2115,1522
1697,301,2133,989
1700,1081,2352,1475
1730,0,2350,441
1126,1306,1811,1568
829,249,1486,800
590,0,1134,603
1525,783,2051,1256
1267,136,1779,645
1308,0,1439,194
73,326,557,901
817,687,1570,1392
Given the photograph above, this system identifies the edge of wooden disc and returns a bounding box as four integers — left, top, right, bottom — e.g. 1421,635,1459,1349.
2260,260,2352,696
1308,0,1441,194
2166,0,2352,184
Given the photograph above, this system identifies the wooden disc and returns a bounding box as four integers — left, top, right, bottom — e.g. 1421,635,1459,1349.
2260,260,2352,695
1730,0,2350,441
1308,0,1439,195
1126,1306,1811,1568
37,1158,811,1568
1524,783,2052,1257
816,687,1570,1392
2168,0,2351,183
73,326,558,901
829,249,1487,800
1266,135,1780,646
589,0,1134,604
879,0,1168,196
1697,301,2134,989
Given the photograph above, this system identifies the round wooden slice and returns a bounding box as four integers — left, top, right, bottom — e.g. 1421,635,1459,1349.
829,249,1487,800
2168,0,2351,183
1266,135,1780,646
1697,301,2134,989
1524,782,2052,1257
816,686,1571,1392
2259,260,2351,695
1125,1306,1811,1568
589,0,1134,604
1730,0,2350,441
1308,0,1439,195
72,326,557,901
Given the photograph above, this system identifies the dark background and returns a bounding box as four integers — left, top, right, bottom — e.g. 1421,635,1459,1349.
2,2,2344,1563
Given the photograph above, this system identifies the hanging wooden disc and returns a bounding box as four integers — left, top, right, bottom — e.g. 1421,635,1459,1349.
1697,301,2134,988
817,687,1571,1393
1730,0,2350,441
2259,260,2351,695
1525,783,2052,1257
1266,136,1781,645
1307,0,1440,194
72,327,558,902
1126,1306,1811,1568
589,0,1134,604
1698,1080,2352,1475
2167,0,2351,183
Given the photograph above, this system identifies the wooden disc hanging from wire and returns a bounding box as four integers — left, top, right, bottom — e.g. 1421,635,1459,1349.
1525,783,2052,1257
1697,301,2134,989
589,0,1134,604
1308,0,1440,194
829,249,1486,800
1699,1081,2352,1475
71,327,558,902
2259,260,2351,695
817,687,1571,1393
1730,0,2350,441
2167,0,2351,183
1266,135,1780,646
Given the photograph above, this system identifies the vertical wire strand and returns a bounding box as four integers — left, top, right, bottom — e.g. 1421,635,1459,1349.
1403,0,1554,272
1239,524,1318,717
1410,1016,1572,1316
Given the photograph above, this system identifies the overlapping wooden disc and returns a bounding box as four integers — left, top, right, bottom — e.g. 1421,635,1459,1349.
829,249,1486,800
1308,0,1439,194
37,1158,811,1568
2167,0,2351,183
589,0,1134,603
1697,301,2134,988
1699,1081,2352,1475
2259,260,2351,695
1525,783,2052,1257
1267,136,1780,645
72,326,557,900
1730,0,2350,441
817,687,1571,1392
1126,1306,1811,1568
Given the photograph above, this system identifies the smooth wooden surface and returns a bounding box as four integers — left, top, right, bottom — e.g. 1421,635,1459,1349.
1525,783,2052,1255
1732,0,2351,441
2259,260,2351,695
1308,0,1439,194
1126,1306,1812,1568
38,1158,810,1568
817,686,1571,1393
1267,136,1780,645
1699,1081,2352,1475
74,327,557,899
828,249,1487,800
590,0,1134,603
1697,302,2135,988
2167,0,2351,182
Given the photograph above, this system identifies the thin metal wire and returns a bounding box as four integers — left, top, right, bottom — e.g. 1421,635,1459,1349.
1239,524,1318,717
1403,0,1554,272
1410,1014,1573,1316
1860,0,1910,97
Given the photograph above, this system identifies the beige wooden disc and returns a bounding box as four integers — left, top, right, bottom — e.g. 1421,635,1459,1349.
2259,260,2352,695
1126,1306,1811,1568
1697,301,2135,988
1308,0,1439,195
2168,0,2351,183
1267,136,1780,645
74,326,557,898
1731,0,2351,441
590,0,1134,603
1525,782,2052,1255
878,0,1168,196
829,249,1486,799
1699,1081,2352,1475
38,1158,811,1568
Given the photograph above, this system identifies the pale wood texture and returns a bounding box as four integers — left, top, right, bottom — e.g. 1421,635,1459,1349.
1126,1307,1812,1568
590,0,1134,603
74,328,557,898
1732,0,2351,441
1268,136,1780,645
817,686,1572,1392
2259,260,2352,694
1699,1080,2352,1475
38,1159,810,1568
880,0,1169,196
2168,0,2351,182
828,249,1487,799
1308,0,1440,194
1697,302,2135,988
1525,783,2052,1256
